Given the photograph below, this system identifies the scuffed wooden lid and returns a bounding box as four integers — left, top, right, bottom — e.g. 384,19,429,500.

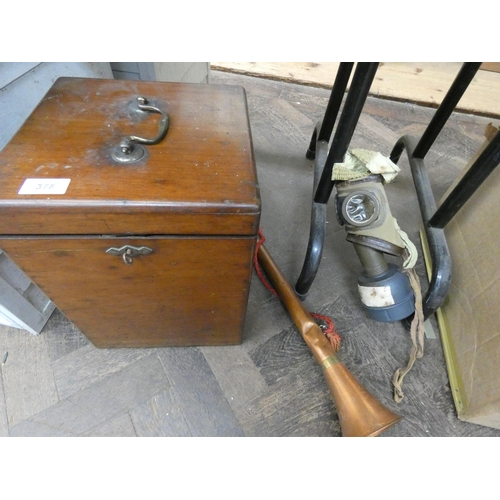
0,77,260,235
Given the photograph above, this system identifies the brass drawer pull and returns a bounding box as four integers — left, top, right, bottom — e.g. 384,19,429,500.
112,96,169,164
106,245,153,265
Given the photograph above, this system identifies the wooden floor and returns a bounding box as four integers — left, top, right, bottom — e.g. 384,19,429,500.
212,62,500,118
1,70,500,437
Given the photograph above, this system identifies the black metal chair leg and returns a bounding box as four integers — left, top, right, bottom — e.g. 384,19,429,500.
429,129,500,228
390,63,492,321
413,62,482,159
295,125,328,299
314,62,379,204
306,62,354,160
391,136,452,320
295,62,379,298
391,132,500,320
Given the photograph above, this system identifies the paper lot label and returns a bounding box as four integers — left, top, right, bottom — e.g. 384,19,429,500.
18,178,71,195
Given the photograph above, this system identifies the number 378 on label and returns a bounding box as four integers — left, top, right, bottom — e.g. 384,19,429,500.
18,178,71,195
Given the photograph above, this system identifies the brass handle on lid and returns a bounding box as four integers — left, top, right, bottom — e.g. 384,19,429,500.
111,96,169,164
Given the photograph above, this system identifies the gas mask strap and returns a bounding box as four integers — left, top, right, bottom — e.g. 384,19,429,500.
392,249,426,402
394,218,418,270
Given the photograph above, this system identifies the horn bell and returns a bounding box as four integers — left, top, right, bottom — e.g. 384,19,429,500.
323,361,402,437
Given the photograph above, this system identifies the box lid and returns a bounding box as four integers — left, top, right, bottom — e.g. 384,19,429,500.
0,77,260,236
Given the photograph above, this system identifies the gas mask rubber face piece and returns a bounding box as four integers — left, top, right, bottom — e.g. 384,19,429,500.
335,174,416,322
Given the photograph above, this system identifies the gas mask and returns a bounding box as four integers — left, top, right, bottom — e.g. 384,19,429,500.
333,151,417,322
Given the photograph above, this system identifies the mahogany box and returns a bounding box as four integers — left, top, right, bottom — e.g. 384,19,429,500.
0,77,261,347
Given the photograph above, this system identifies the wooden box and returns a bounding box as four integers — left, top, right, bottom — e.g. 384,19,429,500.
0,77,260,348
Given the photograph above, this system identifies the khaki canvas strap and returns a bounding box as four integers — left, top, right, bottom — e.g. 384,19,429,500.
392,252,425,403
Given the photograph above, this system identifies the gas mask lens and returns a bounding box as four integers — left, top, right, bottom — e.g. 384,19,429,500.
343,191,379,226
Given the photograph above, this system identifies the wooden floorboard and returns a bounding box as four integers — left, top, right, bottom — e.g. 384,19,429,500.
1,325,58,427
51,339,152,400
201,344,268,415
211,62,500,118
129,388,192,437
1,70,500,438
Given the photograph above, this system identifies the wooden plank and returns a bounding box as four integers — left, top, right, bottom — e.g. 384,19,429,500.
241,325,339,436
42,310,91,363
10,354,168,436
372,63,499,116
129,388,192,437
51,343,151,399
240,376,338,437
0,324,58,426
201,344,268,414
211,62,338,87
356,112,405,151
211,62,500,118
70,353,167,416
157,347,245,436
84,413,137,437
9,416,78,436
481,63,500,73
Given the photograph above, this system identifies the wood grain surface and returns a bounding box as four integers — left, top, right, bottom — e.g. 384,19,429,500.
0,236,255,347
0,78,260,348
0,78,260,235
212,62,500,118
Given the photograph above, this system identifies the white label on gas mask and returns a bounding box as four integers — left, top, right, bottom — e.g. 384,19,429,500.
358,285,395,308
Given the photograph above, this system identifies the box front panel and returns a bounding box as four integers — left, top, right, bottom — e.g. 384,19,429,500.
0,236,255,347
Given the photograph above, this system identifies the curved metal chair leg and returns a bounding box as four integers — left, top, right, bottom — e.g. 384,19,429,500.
295,134,328,300
390,136,452,321
296,63,379,299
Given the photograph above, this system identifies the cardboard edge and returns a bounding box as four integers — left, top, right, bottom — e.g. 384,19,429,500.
419,227,467,417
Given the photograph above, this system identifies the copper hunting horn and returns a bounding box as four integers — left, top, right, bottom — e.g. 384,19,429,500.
257,242,402,437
